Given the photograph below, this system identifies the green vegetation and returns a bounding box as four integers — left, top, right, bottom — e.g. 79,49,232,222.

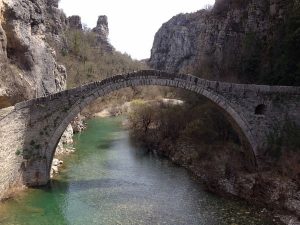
47,26,158,114
240,33,262,83
267,119,300,159
190,0,300,86
265,2,300,85
29,140,36,146
265,119,300,182
127,95,255,177
56,29,147,88
241,1,300,85
49,12,299,181
128,96,241,152
15,149,22,156
128,92,300,180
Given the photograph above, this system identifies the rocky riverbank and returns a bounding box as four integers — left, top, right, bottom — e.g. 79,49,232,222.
51,116,87,178
149,141,300,225
126,98,300,225
51,125,74,178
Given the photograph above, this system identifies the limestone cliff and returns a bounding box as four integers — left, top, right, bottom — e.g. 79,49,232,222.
68,15,82,30
0,0,123,201
0,0,67,108
149,0,299,85
0,0,74,200
92,15,114,52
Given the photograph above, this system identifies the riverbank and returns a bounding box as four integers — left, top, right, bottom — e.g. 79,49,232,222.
150,141,300,225
0,117,284,225
126,99,300,225
92,98,183,119
1,99,297,224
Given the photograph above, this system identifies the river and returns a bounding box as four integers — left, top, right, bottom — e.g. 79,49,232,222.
0,117,279,225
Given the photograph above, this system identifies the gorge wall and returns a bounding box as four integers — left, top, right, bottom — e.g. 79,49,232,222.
0,0,113,108
147,0,300,222
0,0,70,200
92,15,114,52
0,0,122,201
0,0,68,108
149,0,300,85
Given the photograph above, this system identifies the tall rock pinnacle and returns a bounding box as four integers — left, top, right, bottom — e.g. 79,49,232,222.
92,15,114,52
68,15,83,30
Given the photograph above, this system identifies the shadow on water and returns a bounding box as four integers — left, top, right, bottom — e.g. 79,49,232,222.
49,178,144,192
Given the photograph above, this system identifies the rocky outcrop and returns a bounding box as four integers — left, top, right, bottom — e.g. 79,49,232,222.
43,0,68,47
149,0,297,83
50,158,63,178
92,15,114,52
0,0,67,108
55,124,74,155
68,15,82,30
0,7,6,58
149,12,203,73
0,0,75,200
71,114,86,133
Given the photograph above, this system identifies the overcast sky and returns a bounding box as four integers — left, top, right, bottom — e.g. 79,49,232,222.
59,0,215,60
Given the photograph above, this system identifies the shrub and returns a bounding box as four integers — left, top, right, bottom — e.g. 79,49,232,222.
267,119,300,159
15,149,22,156
128,98,241,148
50,28,148,88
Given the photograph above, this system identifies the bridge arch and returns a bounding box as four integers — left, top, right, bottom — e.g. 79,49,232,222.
13,69,297,186
42,70,257,182
1,69,298,190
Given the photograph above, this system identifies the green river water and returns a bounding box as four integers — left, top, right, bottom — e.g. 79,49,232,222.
0,117,279,225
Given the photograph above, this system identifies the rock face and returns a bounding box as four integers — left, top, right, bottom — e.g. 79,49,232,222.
93,15,109,38
0,0,119,201
55,124,74,155
0,0,75,200
0,0,67,108
92,15,114,52
68,15,82,30
71,115,86,133
44,0,68,46
0,6,6,58
149,12,202,73
149,0,296,83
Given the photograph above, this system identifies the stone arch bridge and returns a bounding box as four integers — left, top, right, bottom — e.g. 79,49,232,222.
0,70,299,192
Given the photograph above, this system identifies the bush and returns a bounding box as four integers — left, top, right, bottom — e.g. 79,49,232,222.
128,98,241,148
189,0,300,86
52,29,148,88
128,100,155,134
267,119,300,159
46,27,164,113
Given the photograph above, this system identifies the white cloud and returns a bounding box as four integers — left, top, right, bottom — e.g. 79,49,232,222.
59,0,215,60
